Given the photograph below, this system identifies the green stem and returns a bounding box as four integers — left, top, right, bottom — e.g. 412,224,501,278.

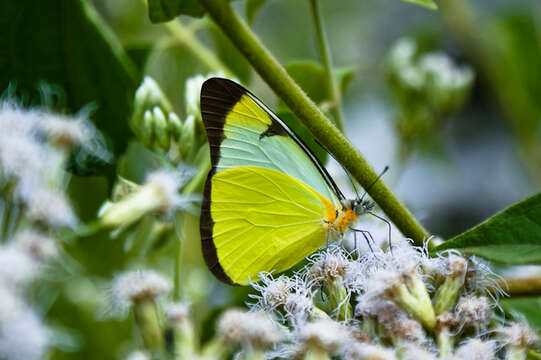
164,20,232,77
309,0,344,133
438,0,541,186
499,276,541,297
197,0,430,245
173,226,182,301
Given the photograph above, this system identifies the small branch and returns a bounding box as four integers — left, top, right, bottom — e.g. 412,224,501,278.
164,20,232,77
309,0,344,133
197,0,430,245
499,276,541,297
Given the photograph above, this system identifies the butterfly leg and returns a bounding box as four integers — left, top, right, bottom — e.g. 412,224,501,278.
350,228,376,255
368,211,392,254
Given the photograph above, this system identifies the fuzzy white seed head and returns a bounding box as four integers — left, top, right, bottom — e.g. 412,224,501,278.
0,286,24,324
13,230,58,262
125,350,151,360
111,270,171,311
452,339,496,360
390,316,427,345
251,273,294,310
436,311,459,332
37,113,92,148
446,254,468,277
455,296,491,331
308,247,349,284
284,292,314,325
0,245,38,288
464,257,506,299
496,322,539,348
400,344,437,360
144,169,198,214
0,310,49,360
165,302,190,324
218,309,282,349
298,319,349,354
26,188,77,228
344,342,397,360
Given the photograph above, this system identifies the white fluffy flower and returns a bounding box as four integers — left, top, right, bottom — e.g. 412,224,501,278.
298,319,349,354
110,270,171,312
452,339,496,360
218,309,282,349
0,309,49,360
0,245,38,288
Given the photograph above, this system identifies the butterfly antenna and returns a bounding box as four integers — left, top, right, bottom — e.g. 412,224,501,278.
359,166,389,202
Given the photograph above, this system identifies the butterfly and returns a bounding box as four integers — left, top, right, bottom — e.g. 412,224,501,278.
200,78,379,285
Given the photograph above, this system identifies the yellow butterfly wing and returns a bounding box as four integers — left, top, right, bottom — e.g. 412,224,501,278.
202,166,335,285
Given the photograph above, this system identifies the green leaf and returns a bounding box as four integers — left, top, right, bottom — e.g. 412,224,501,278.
0,0,137,176
208,23,252,83
285,61,356,105
400,0,437,10
434,192,541,264
147,0,205,22
501,297,541,331
276,112,328,166
246,0,267,24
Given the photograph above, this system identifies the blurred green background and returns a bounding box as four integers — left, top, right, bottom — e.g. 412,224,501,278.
2,0,541,358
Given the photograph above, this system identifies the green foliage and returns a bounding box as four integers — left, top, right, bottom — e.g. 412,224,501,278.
501,297,541,331
400,0,437,10
435,192,541,264
147,0,205,22
488,12,541,128
208,24,252,83
285,61,355,106
246,0,267,24
0,0,137,175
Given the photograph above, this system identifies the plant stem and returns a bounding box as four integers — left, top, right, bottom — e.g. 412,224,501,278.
438,0,541,185
197,0,430,245
499,276,541,297
164,20,232,77
309,0,344,133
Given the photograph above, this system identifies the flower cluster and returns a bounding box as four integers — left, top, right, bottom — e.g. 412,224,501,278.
234,235,539,360
386,37,475,157
0,102,105,360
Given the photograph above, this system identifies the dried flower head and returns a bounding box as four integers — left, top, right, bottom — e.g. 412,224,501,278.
218,309,282,349
110,270,171,312
0,310,49,360
344,342,397,360
455,296,491,331
250,273,294,311
26,188,77,228
452,339,496,360
165,302,190,324
298,319,349,354
496,322,538,348
0,245,38,288
284,292,314,325
12,230,58,262
308,246,349,284
125,350,151,360
400,344,437,360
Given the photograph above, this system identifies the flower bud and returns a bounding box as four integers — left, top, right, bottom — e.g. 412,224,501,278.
151,106,170,151
433,254,467,314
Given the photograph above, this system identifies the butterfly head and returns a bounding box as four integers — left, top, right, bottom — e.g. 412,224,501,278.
352,198,375,216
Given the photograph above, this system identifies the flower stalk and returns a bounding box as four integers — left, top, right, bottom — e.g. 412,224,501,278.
309,0,344,133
